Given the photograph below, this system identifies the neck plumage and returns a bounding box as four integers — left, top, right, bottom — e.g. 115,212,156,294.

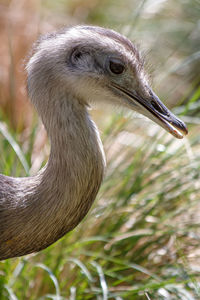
0,93,105,260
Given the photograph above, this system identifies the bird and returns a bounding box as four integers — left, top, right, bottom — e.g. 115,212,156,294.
0,25,188,260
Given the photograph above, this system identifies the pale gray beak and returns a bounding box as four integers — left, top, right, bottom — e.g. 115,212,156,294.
111,84,188,139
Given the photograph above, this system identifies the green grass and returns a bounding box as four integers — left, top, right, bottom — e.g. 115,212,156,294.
0,90,200,299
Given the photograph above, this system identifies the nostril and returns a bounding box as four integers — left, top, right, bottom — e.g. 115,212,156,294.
151,100,164,114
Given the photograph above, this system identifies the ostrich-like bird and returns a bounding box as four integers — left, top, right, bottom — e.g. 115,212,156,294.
0,25,187,260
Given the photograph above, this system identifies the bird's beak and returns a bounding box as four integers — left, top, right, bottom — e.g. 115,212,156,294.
111,84,188,139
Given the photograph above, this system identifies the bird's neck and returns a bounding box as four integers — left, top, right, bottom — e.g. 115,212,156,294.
37,92,106,232
0,93,105,259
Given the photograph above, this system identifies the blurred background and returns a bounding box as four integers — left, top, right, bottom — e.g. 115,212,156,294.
0,0,200,299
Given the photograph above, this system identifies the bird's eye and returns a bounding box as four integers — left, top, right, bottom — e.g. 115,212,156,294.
109,59,125,75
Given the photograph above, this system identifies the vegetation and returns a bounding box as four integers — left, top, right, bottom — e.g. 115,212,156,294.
0,0,199,299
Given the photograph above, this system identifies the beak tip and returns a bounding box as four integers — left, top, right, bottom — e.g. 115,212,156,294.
168,120,188,139
180,121,188,136
185,127,188,135
169,115,188,138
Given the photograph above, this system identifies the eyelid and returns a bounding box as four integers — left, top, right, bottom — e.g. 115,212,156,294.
109,57,125,66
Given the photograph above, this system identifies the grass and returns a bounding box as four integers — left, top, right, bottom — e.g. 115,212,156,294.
0,0,200,299
0,92,200,299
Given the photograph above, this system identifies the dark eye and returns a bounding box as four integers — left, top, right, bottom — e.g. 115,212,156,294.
109,59,125,75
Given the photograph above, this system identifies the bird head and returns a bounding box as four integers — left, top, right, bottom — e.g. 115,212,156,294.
27,25,188,139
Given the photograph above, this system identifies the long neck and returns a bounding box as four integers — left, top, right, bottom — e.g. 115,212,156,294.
43,93,105,226
42,93,106,229
0,93,105,259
